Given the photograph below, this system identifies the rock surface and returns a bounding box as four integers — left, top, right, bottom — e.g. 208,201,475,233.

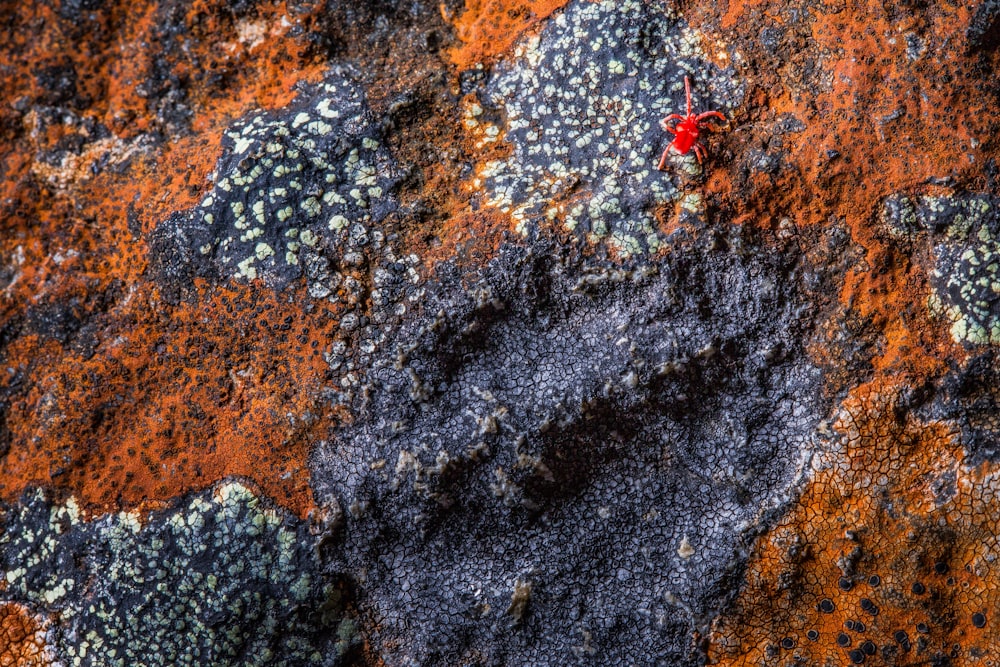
2,0,1000,665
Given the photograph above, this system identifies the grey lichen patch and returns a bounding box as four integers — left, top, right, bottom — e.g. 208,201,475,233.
910,192,1000,345
150,67,400,293
312,224,826,664
0,482,352,666
474,0,741,256
879,190,986,243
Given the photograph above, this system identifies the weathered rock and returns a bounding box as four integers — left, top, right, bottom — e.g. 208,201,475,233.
3,0,1000,665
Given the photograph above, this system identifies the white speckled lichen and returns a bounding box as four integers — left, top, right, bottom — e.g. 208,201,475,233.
474,0,739,256
155,70,431,393
925,194,1000,345
0,482,351,666
187,71,398,291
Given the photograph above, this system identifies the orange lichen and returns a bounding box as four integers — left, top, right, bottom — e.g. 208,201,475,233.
0,604,51,667
0,0,332,517
674,2,1000,661
709,381,1000,665
446,0,571,68
690,0,990,381
0,0,329,314
391,89,519,272
1,281,345,518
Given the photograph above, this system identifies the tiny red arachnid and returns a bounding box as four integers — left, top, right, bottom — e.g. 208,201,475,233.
658,76,727,170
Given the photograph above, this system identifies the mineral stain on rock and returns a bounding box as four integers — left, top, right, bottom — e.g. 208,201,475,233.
4,0,1000,664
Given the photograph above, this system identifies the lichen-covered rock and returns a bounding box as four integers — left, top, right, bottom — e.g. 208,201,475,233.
473,0,742,255
927,193,1000,345
4,0,1000,665
879,189,1000,346
151,69,401,291
313,230,825,664
707,383,1000,667
0,482,354,666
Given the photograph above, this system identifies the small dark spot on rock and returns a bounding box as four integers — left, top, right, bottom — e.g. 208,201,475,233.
861,640,876,656
807,630,819,641
781,637,795,649
973,612,986,628
934,561,949,574
424,30,441,52
849,648,866,664
845,620,856,631
868,574,881,587
860,598,878,615
839,576,853,591
820,598,835,613
35,63,83,108
838,633,852,647
917,622,930,634
911,582,925,595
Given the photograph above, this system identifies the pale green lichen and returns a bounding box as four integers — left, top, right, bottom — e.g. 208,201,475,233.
0,482,350,666
927,193,1000,345
477,0,739,256
185,73,397,288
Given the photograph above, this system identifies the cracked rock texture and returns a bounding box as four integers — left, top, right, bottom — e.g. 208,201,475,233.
3,0,1000,665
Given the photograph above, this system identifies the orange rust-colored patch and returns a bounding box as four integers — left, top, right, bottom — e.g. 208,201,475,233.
680,2,1000,662
0,0,329,317
718,0,772,31
391,88,519,273
2,281,345,519
416,209,515,272
708,381,1000,666
0,603,51,667
0,0,333,517
446,0,571,69
688,0,989,383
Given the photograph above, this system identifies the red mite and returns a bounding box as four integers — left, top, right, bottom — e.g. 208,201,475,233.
658,76,727,170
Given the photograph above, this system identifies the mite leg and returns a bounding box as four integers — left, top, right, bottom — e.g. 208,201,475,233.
658,146,671,171
696,111,727,123
661,115,683,129
693,142,706,164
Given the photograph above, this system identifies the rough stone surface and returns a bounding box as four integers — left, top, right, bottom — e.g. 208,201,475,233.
313,235,824,664
475,0,742,255
3,0,1000,665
